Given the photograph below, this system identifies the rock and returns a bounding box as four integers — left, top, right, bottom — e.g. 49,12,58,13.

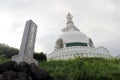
0,71,32,80
29,63,52,80
0,61,19,74
18,61,29,73
0,61,52,80
0,75,2,80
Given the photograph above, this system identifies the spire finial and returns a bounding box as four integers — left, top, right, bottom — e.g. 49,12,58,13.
66,13,74,24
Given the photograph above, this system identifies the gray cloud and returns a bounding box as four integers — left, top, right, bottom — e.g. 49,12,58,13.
0,0,120,56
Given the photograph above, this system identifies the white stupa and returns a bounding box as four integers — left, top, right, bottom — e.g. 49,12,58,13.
47,13,111,60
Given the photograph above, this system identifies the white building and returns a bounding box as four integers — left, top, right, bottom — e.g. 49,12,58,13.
47,13,111,60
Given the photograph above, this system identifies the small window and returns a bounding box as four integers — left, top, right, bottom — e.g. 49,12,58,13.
66,42,87,47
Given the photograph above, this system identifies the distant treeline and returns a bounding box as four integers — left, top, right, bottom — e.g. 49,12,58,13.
0,43,46,61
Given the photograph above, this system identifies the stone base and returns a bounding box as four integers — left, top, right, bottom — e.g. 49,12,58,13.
0,61,52,80
11,54,38,65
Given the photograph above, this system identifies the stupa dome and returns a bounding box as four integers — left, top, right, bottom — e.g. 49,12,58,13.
58,31,89,44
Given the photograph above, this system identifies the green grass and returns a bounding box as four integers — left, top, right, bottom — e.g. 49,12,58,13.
0,54,120,80
0,54,10,64
39,57,120,80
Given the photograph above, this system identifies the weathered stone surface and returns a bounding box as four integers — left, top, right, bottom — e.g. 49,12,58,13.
0,71,32,80
0,61,52,80
0,61,18,74
0,75,2,80
29,63,52,80
12,20,38,65
18,61,29,73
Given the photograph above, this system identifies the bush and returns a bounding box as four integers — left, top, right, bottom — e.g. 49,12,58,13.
39,58,120,80
34,52,47,61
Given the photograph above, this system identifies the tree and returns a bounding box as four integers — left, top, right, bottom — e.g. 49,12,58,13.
34,52,47,61
0,43,19,58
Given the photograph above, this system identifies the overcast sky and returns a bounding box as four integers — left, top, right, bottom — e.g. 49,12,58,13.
0,0,120,56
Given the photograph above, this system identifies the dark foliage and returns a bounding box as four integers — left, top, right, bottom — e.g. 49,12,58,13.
34,52,47,61
0,43,19,58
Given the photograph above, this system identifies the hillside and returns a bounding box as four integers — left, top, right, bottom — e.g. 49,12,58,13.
0,55,120,80
39,58,120,80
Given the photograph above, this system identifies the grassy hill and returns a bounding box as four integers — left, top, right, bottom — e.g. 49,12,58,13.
39,57,120,80
0,55,120,80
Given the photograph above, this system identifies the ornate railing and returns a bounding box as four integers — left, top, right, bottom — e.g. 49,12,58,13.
47,46,112,60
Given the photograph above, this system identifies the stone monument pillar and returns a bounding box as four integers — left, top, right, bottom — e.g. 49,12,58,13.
12,20,38,65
